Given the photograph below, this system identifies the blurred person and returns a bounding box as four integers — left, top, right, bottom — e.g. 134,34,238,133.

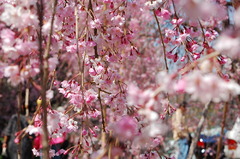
1,106,33,159
172,101,191,159
224,116,240,158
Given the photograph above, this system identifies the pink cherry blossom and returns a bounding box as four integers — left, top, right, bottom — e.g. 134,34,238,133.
90,19,102,29
215,31,240,59
112,116,138,141
178,71,240,103
156,8,171,20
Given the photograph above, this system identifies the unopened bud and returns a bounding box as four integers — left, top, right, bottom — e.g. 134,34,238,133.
37,98,42,106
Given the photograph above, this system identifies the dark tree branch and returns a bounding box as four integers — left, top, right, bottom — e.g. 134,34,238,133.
187,101,211,159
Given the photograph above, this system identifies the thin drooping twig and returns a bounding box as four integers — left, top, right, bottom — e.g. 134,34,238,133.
17,84,22,159
187,101,211,159
75,0,82,72
153,10,169,71
75,2,89,156
25,81,30,117
216,102,228,159
198,19,206,43
171,0,179,19
98,88,106,132
37,0,58,158
152,5,171,114
42,0,58,156
45,0,58,56
98,88,107,152
88,0,106,149
88,0,98,58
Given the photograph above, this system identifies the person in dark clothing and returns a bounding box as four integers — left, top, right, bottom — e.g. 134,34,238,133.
2,114,33,159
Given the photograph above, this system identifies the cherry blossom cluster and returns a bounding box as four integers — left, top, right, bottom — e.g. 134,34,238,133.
215,6,240,59
25,108,78,157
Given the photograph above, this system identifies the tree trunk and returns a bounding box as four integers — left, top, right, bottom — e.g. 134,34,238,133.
216,102,228,159
187,102,211,159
